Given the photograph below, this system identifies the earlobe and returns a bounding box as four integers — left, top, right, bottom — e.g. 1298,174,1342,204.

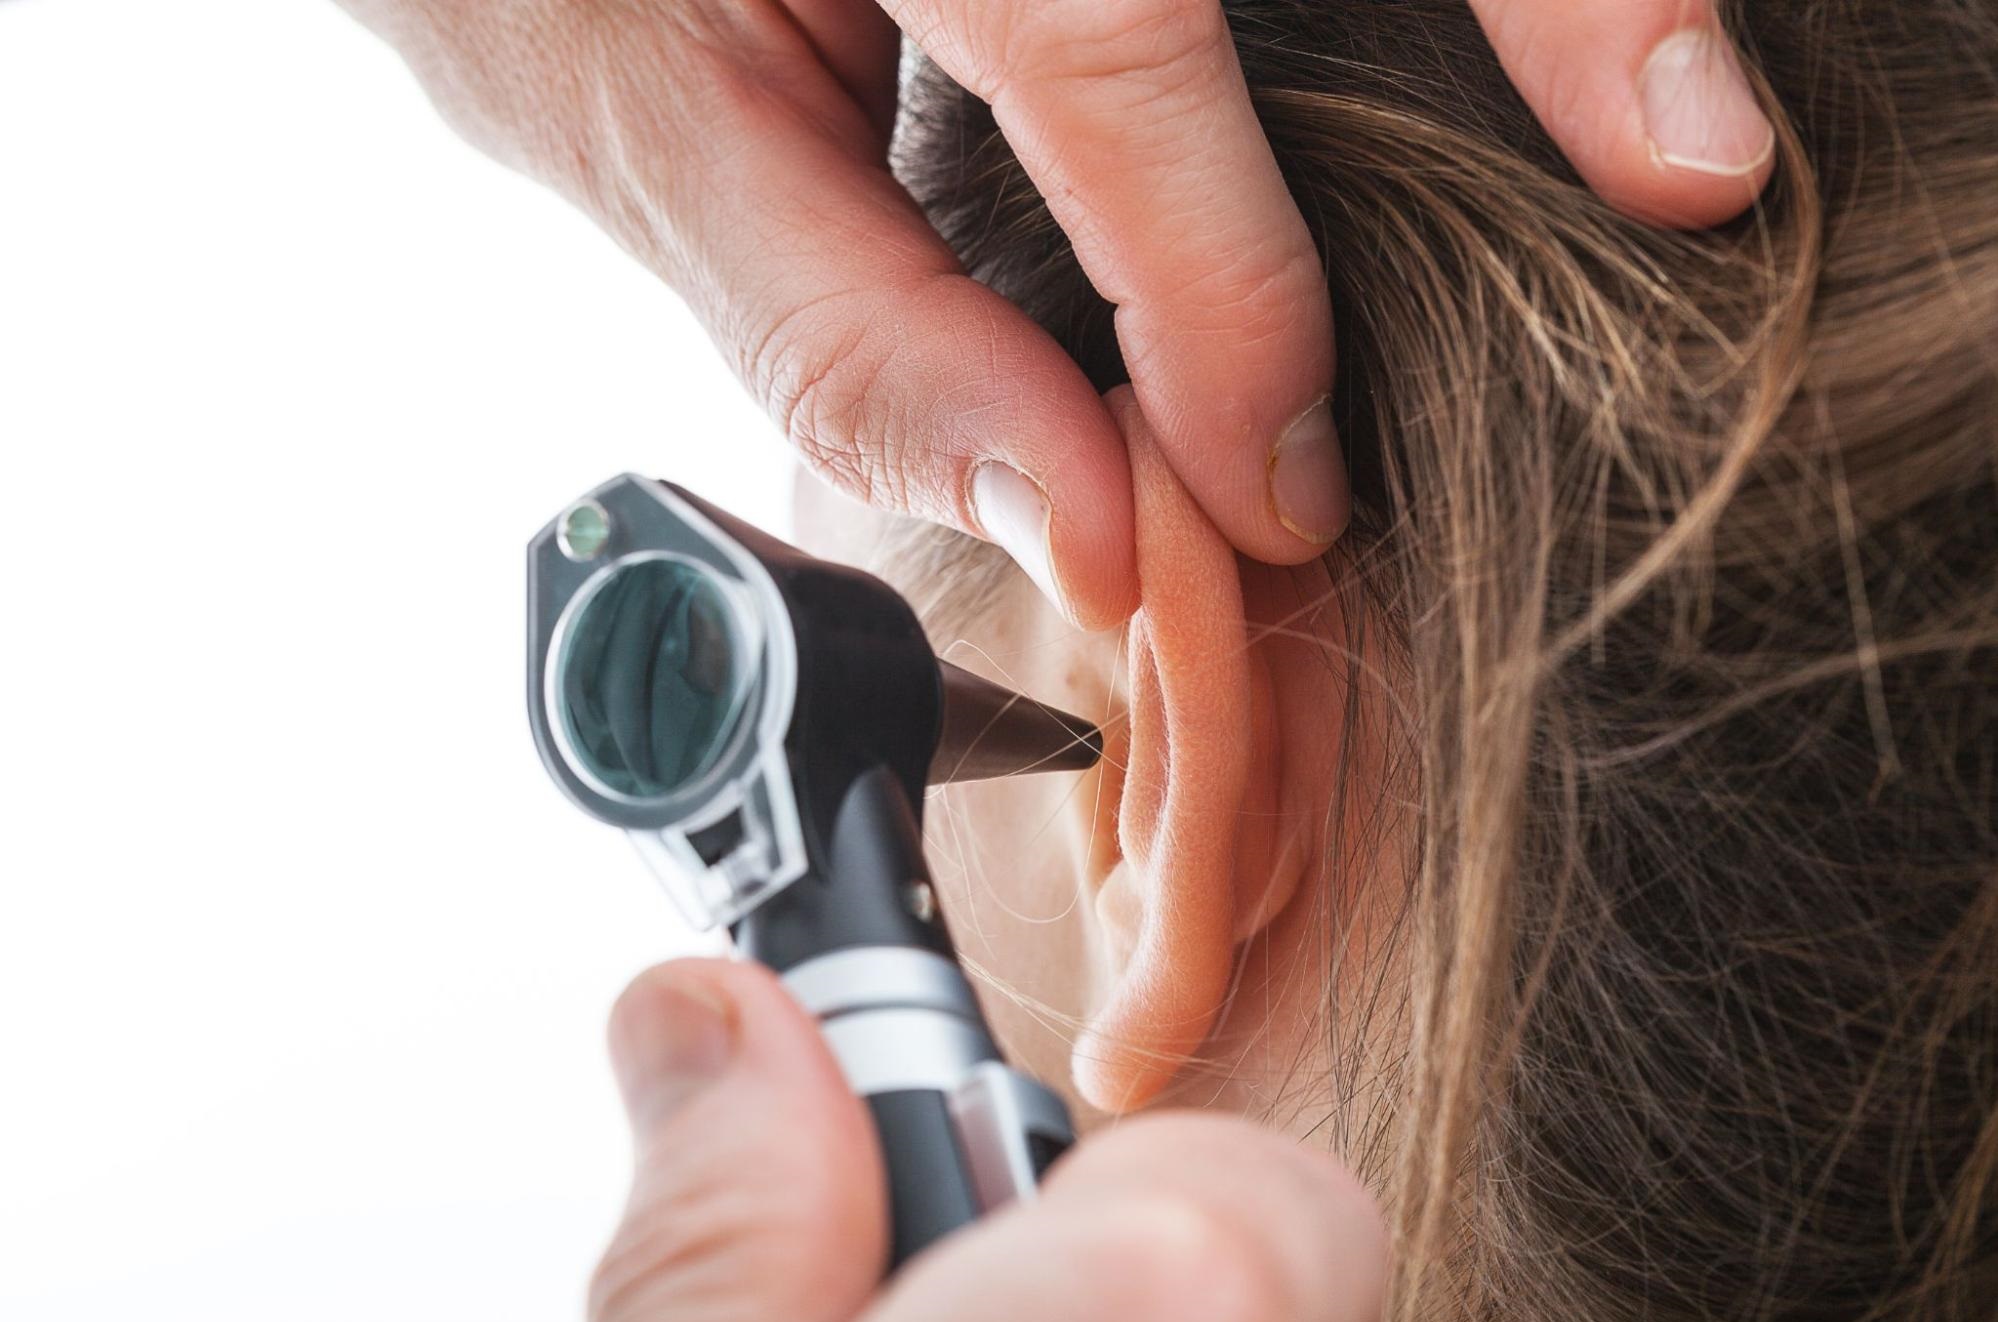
1072,391,1259,1113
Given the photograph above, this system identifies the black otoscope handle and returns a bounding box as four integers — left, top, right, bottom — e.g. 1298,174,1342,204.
869,1091,981,1257
738,769,1076,1268
783,941,1075,1266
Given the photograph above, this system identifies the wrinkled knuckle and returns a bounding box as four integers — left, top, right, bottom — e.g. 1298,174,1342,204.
749,318,907,511
1088,1194,1289,1322
587,1223,667,1322
787,360,900,508
1184,243,1323,343
1020,0,1228,92
588,1169,826,1322
586,1178,736,1321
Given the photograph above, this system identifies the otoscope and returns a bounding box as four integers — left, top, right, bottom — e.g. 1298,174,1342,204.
526,474,1092,1268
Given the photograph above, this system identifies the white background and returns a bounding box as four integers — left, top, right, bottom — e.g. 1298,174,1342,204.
0,2,794,1316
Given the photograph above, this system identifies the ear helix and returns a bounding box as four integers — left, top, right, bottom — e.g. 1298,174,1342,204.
1071,391,1255,1112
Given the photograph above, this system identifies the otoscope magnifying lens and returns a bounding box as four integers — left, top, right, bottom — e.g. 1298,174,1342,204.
556,557,751,801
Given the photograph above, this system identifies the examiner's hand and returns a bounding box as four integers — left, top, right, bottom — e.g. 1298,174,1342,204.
343,0,1773,626
590,959,1386,1322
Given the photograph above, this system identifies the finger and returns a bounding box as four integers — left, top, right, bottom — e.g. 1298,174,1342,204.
1468,0,1776,228
871,1113,1386,1322
878,0,1349,563
590,959,884,1322
580,20,1139,628
780,0,902,139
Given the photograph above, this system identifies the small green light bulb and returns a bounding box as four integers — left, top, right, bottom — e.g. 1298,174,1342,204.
557,499,611,561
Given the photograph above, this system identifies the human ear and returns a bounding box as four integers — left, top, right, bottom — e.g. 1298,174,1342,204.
1073,390,1331,1113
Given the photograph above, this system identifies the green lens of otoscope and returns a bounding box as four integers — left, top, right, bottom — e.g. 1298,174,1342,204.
556,557,752,801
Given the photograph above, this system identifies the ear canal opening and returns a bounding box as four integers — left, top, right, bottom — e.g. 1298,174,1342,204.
928,660,1104,785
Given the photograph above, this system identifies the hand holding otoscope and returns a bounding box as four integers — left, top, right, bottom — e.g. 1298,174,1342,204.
528,476,1384,1317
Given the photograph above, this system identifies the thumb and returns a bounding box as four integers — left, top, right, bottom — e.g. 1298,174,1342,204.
590,959,886,1322
1467,0,1775,228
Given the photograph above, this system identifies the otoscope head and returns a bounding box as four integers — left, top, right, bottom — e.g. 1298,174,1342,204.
527,474,1102,931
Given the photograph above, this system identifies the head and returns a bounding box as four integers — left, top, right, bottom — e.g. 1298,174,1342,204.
798,2,1998,1316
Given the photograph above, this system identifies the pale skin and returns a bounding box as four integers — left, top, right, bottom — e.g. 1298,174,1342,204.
334,0,1773,1311
343,0,1774,632
595,396,1409,1320
796,390,1409,1127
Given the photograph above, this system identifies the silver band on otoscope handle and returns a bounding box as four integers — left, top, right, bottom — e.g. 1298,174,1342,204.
784,947,1075,1210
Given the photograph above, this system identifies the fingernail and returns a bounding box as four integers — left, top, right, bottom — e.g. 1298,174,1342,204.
971,462,1067,614
1268,396,1347,544
1640,29,1775,177
612,975,735,1130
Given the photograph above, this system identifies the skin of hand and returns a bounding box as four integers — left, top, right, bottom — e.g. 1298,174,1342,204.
593,957,1388,1322
337,0,1775,631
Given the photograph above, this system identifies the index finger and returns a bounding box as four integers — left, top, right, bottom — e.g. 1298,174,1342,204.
882,0,1350,563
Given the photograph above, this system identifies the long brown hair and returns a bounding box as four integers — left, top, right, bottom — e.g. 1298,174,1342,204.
895,2,1998,1316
